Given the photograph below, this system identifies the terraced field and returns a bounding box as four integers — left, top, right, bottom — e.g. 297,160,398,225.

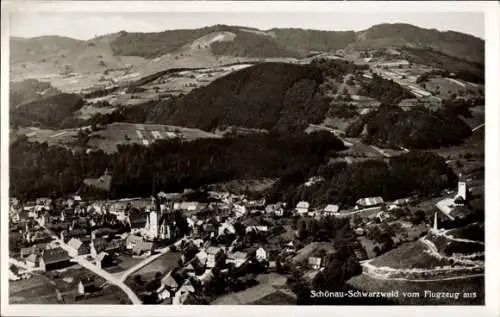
87,122,221,153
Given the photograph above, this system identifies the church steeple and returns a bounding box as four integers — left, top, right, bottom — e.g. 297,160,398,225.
457,173,467,202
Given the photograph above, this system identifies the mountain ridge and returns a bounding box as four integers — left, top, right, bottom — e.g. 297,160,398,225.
10,23,484,64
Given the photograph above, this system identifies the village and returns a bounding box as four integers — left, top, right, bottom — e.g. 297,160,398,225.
8,169,479,305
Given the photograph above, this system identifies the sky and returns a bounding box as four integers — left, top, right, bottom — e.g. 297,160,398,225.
9,12,484,40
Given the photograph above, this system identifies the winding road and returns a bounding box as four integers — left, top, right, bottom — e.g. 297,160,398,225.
361,236,484,283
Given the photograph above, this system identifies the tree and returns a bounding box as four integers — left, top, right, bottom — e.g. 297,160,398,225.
215,250,227,269
352,214,363,227
234,222,245,237
297,220,308,240
134,274,144,286
312,245,361,291
411,209,426,225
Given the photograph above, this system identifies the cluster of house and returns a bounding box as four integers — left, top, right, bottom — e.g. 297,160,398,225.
155,241,269,305
293,195,390,217
8,194,211,275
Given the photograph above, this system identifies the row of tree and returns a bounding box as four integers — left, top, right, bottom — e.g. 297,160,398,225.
267,151,457,208
358,73,414,105
10,131,345,200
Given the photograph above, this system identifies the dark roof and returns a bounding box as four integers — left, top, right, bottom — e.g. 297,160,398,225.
80,276,95,287
92,238,108,253
128,211,147,228
42,247,70,264
106,239,122,250
72,219,90,229
47,222,71,231
93,227,118,236
93,238,121,253
67,228,88,237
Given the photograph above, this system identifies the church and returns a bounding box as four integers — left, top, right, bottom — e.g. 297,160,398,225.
453,173,468,206
143,196,171,241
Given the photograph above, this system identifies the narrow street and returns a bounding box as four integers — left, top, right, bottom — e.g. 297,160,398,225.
118,237,187,282
118,246,170,282
72,256,142,304
35,219,143,304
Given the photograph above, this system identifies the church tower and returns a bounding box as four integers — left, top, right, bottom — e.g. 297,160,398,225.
457,173,467,201
147,196,159,238
433,212,438,231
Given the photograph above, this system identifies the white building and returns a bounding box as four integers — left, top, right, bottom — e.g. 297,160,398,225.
233,204,247,217
227,251,247,267
456,173,467,201
256,247,267,262
308,256,322,270
295,201,310,215
245,225,268,233
218,222,236,236
355,197,384,209
323,204,339,216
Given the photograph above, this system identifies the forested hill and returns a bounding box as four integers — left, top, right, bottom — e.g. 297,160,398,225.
146,62,330,133
10,131,346,199
345,105,472,149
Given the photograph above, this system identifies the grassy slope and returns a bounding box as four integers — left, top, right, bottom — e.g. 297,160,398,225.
369,240,451,269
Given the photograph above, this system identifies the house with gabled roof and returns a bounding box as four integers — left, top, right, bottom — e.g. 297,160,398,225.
21,246,34,259
295,201,310,215
355,197,384,209
67,238,90,257
25,253,38,268
126,234,143,249
227,251,247,268
90,238,122,258
127,210,148,232
132,240,153,255
78,276,96,295
60,228,88,243
39,247,71,271
308,256,322,270
323,204,340,216
206,246,225,268
195,249,208,266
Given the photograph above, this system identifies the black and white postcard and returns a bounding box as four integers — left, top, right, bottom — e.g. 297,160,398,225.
1,1,499,317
